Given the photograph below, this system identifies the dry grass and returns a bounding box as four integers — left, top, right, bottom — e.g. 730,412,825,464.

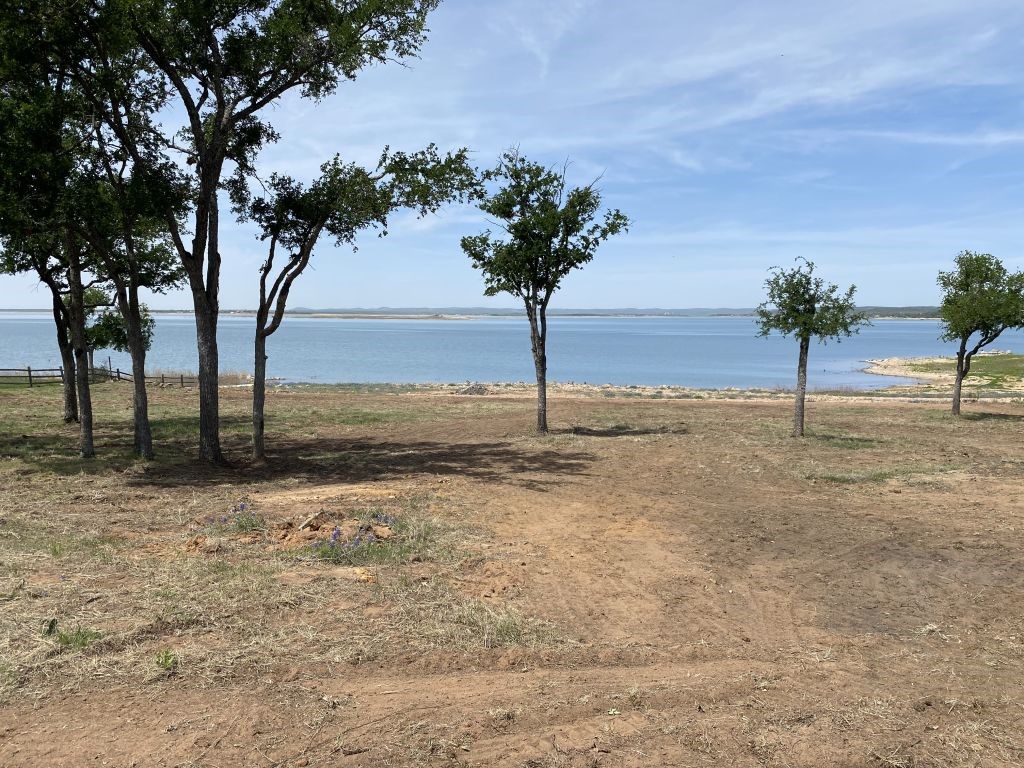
2,382,1024,767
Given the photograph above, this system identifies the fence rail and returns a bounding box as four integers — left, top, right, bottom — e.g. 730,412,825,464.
0,367,198,388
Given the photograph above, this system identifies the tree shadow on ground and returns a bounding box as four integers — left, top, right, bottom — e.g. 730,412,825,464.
131,436,595,492
0,416,249,476
560,423,688,437
958,411,1024,422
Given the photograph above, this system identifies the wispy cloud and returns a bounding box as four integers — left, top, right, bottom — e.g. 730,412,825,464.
3,0,1022,309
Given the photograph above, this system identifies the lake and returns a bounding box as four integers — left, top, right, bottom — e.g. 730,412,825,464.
2,312,1022,390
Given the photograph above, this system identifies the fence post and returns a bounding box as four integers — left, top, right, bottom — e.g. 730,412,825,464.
180,374,184,387
161,374,165,385
115,368,121,381
26,366,32,387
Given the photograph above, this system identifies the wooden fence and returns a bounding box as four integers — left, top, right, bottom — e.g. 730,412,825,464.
0,367,198,387
0,367,65,386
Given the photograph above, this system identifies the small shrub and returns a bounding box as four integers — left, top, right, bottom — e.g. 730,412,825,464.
155,649,178,673
231,503,265,533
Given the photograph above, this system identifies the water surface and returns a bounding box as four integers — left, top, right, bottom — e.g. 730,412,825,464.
2,312,1021,390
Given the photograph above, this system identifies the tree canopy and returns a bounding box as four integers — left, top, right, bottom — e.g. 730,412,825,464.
461,149,630,307
755,258,867,343
937,250,1024,415
756,258,867,437
938,251,1024,350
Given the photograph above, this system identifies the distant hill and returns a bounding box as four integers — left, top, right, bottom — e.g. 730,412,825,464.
856,306,940,319
280,306,942,318
283,306,757,317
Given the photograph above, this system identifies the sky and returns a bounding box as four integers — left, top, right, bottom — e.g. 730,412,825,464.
3,0,1024,310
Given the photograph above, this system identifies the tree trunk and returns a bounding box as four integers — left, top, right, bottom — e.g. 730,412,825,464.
528,304,548,434
792,335,810,437
952,339,968,416
192,294,223,464
252,329,268,462
115,281,153,459
49,289,78,423
66,247,95,458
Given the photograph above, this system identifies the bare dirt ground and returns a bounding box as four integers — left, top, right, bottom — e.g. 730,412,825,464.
1,383,1023,767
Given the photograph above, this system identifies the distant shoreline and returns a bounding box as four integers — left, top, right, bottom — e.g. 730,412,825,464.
0,307,943,320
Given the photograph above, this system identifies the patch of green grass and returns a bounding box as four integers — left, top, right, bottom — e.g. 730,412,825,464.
55,626,102,651
231,509,265,533
806,464,951,484
910,353,1024,389
194,503,266,536
306,510,454,567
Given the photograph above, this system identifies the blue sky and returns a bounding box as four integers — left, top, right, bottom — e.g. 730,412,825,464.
3,0,1023,309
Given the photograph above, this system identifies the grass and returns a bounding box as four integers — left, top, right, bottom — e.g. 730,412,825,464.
805,431,883,449
195,502,267,535
371,576,557,651
304,510,453,567
908,353,1024,389
757,419,891,450
154,649,178,673
806,463,951,484
54,626,102,651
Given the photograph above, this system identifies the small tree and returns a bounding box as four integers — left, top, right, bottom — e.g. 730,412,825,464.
938,251,1024,416
244,146,476,461
756,259,868,437
461,149,629,433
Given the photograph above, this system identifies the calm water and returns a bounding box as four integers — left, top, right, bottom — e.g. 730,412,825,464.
2,312,1022,390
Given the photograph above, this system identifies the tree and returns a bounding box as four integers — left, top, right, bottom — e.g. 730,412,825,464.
67,0,442,464
0,245,79,423
756,259,868,437
87,304,155,361
0,12,101,456
244,146,477,460
74,150,186,459
938,251,1024,416
461,150,630,433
